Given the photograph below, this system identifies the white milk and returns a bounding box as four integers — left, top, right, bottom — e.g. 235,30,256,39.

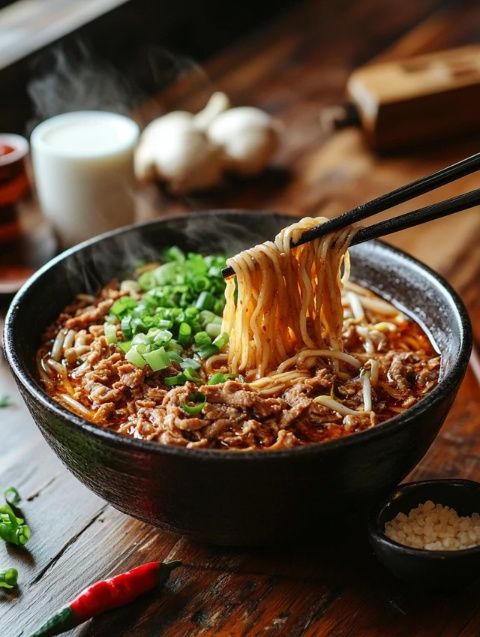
31,111,140,247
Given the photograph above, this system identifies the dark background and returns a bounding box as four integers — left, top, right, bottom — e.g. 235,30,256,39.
0,0,297,132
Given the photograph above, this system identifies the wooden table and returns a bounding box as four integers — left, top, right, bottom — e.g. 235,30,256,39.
2,0,480,634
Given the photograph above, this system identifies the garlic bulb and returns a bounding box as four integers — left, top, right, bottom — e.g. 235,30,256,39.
135,92,280,192
136,127,224,193
141,111,194,139
207,107,279,175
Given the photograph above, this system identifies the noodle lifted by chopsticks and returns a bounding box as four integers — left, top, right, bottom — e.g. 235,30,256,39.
222,217,357,380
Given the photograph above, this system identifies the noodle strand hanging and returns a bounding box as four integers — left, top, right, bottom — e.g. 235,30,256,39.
222,217,357,380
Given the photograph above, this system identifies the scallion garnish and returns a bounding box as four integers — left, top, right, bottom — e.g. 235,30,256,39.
125,347,147,368
0,488,31,547
4,487,20,507
208,373,235,385
180,358,200,370
104,324,117,344
143,348,171,372
106,248,230,385
164,373,187,386
180,392,206,415
212,332,229,350
0,395,11,408
0,568,18,589
110,296,137,317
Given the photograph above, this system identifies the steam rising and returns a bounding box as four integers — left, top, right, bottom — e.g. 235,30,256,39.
65,212,287,295
27,42,213,132
27,42,138,132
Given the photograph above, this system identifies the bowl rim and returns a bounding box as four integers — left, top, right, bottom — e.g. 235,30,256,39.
369,479,480,559
4,209,473,461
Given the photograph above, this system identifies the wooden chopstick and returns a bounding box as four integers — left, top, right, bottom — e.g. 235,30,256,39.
350,187,480,245
293,151,480,249
222,152,480,278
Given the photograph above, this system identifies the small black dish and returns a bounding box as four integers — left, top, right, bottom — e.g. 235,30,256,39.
369,479,480,590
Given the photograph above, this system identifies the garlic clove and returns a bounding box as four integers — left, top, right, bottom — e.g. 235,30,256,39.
207,106,280,175
140,128,224,193
141,111,195,141
134,141,159,181
193,92,231,130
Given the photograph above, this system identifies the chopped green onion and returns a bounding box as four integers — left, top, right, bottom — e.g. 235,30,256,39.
152,329,173,345
0,395,11,408
110,296,137,317
180,392,206,415
138,270,156,291
164,373,187,386
194,331,211,347
163,246,185,262
178,322,192,346
118,341,132,353
212,332,229,350
4,488,20,507
125,347,147,368
180,358,201,370
166,351,183,364
107,248,228,382
0,488,31,547
213,299,224,315
153,262,179,285
197,345,219,359
200,310,217,325
195,291,214,311
0,568,18,589
143,348,171,372
205,322,221,338
183,367,202,384
104,324,117,344
208,373,234,385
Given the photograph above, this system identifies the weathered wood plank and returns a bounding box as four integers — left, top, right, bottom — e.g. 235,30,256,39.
1,0,480,635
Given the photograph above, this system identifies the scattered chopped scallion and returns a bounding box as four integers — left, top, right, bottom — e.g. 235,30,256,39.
181,392,206,415
3,488,20,507
212,332,229,350
208,373,235,385
125,347,147,368
164,373,187,386
0,488,31,547
0,568,18,589
180,358,201,370
106,248,229,385
197,344,219,359
110,296,137,317
104,324,117,344
194,331,211,347
143,348,171,372
0,395,11,408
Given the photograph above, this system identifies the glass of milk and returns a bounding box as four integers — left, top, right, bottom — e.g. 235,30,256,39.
31,111,140,248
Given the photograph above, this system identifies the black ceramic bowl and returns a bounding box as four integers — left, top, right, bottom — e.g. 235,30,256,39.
369,479,480,589
4,211,473,545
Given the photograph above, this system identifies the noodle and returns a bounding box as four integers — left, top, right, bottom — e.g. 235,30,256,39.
222,217,357,383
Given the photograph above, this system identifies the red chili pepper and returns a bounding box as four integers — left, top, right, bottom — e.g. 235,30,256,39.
28,560,181,637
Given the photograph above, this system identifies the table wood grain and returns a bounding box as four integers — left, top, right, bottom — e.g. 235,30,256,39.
1,0,480,635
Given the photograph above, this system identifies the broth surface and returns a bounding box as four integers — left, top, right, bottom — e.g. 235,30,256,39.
37,250,440,450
